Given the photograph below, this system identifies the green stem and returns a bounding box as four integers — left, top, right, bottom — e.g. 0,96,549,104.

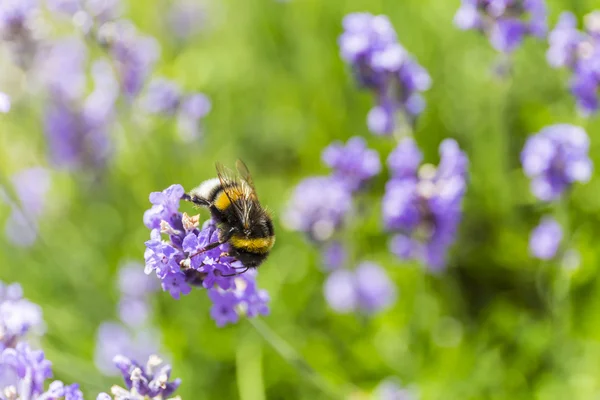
236,326,266,400
248,318,349,400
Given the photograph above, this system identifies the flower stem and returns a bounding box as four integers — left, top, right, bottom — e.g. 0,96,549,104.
236,325,266,400
248,318,349,399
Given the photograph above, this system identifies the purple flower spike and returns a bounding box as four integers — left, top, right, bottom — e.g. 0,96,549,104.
546,11,600,114
454,0,548,53
108,354,181,400
521,124,592,201
284,177,352,242
383,138,468,271
0,281,44,350
321,241,346,271
109,22,160,100
0,342,52,397
324,262,396,314
529,217,562,260
375,378,417,400
142,185,270,326
141,79,211,141
339,13,431,134
94,323,160,376
322,136,381,192
142,78,182,116
167,1,207,39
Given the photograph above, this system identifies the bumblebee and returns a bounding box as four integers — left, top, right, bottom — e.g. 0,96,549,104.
182,160,275,273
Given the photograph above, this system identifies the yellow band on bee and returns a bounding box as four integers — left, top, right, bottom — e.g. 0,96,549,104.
214,186,245,211
230,235,275,253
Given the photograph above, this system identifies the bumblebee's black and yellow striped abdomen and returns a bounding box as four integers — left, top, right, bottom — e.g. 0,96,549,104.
186,161,275,270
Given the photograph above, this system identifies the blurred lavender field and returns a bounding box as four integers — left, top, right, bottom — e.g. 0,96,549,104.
2,0,600,399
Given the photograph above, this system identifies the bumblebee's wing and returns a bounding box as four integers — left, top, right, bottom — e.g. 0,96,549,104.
236,159,256,191
215,162,245,215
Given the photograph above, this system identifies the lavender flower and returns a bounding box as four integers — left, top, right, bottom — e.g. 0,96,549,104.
116,262,159,327
0,342,82,400
177,93,211,141
142,78,182,115
43,48,118,171
338,13,431,134
94,323,160,376
167,0,207,39
0,281,44,350
143,184,270,326
0,93,10,113
547,11,600,114
108,22,160,99
454,0,547,53
142,78,211,141
521,124,592,201
98,354,180,400
322,136,381,192
321,241,346,271
46,0,122,25
0,0,41,68
383,138,468,270
283,177,352,242
324,262,396,314
374,378,417,400
118,262,160,299
529,217,562,260
1,167,51,247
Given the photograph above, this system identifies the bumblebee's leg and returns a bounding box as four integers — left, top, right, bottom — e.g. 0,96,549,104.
181,193,210,207
188,228,235,259
188,241,223,258
221,267,249,277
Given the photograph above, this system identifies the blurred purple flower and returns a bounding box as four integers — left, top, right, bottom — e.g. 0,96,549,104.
176,93,211,142
143,185,270,326
0,0,37,42
521,124,591,201
109,22,160,99
142,80,211,142
324,262,396,314
167,1,207,39
454,0,547,53
339,13,431,134
284,177,352,242
47,0,121,24
529,217,562,260
117,262,159,299
0,342,81,399
116,261,158,328
547,11,600,114
0,0,42,68
322,136,381,192
39,380,84,400
94,323,160,376
0,93,10,113
99,354,180,400
321,241,346,271
1,167,51,248
0,342,52,397
41,38,87,102
42,40,118,171
142,78,182,115
0,281,44,351
383,138,468,271
375,378,417,400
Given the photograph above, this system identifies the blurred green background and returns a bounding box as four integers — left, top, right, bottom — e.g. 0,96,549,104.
3,0,600,398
